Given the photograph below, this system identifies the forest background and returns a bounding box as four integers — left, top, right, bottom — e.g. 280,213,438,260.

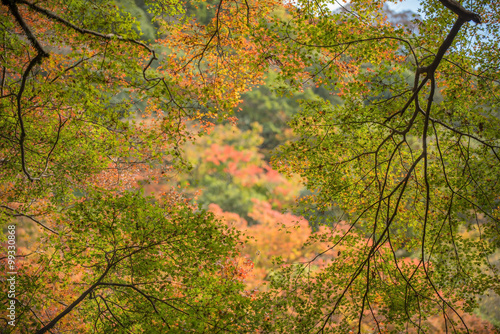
1,0,500,332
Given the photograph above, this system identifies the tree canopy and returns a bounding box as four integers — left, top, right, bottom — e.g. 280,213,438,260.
1,0,500,332
268,0,500,331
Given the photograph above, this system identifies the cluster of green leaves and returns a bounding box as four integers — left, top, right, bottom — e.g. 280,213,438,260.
117,0,157,41
9,190,259,333
237,70,342,153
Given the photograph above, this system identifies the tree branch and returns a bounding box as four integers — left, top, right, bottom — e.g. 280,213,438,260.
35,264,113,334
3,0,48,57
4,0,49,181
438,0,481,23
17,0,152,53
421,1,480,74
0,205,58,234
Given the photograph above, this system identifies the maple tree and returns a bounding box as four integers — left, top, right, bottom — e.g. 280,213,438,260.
1,0,500,332
0,0,277,332
263,0,500,332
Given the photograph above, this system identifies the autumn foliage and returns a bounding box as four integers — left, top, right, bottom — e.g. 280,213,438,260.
2,0,500,333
